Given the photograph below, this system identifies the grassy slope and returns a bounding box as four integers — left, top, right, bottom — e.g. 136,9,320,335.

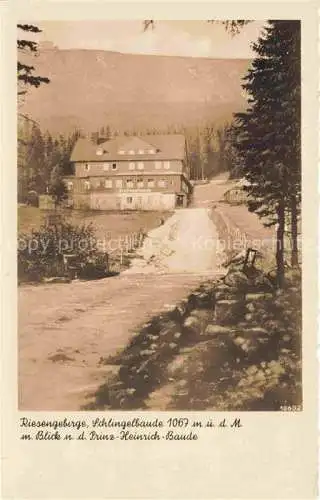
18,207,173,241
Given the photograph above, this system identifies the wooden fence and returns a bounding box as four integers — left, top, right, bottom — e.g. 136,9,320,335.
108,231,145,273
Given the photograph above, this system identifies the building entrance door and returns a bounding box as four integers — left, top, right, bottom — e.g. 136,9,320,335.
176,194,184,207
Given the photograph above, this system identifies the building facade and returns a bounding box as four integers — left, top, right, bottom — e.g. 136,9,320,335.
64,134,192,211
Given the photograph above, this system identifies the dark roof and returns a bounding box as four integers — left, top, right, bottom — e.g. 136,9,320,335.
70,134,186,162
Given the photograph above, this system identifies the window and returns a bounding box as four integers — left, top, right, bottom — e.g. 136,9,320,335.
103,163,110,171
128,150,135,155
96,148,103,156
112,163,117,170
105,179,112,188
164,161,170,170
84,163,90,171
127,197,133,204
67,181,73,191
148,149,155,154
158,179,167,188
126,179,134,189
84,180,91,191
147,178,154,188
155,161,162,169
138,149,144,154
129,162,135,170
115,179,123,188
137,162,144,170
118,150,125,155
137,178,144,188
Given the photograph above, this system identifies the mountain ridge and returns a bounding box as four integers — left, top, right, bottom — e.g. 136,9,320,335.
20,48,251,134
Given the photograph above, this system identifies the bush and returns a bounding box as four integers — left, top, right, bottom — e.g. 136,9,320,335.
18,214,107,282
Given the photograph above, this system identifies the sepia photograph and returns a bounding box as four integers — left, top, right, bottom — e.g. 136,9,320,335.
17,19,302,412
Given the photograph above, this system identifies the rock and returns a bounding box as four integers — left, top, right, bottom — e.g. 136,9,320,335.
214,300,245,325
189,309,213,335
245,293,274,303
126,387,136,396
176,299,189,317
162,304,182,321
187,293,197,310
215,284,240,301
158,321,181,341
224,271,251,291
167,354,189,376
169,342,179,352
179,347,194,355
286,268,302,284
140,349,156,357
141,321,153,330
215,284,238,293
234,336,245,346
183,315,201,337
252,273,274,292
203,324,235,338
190,309,213,321
192,291,215,309
147,334,159,342
280,348,291,354
282,334,291,343
246,365,258,375
177,379,188,388
268,360,285,376
246,302,256,313
243,327,269,337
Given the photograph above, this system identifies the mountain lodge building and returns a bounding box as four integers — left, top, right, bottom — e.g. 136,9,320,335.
64,134,193,211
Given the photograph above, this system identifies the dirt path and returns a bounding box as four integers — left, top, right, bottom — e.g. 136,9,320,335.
19,207,224,410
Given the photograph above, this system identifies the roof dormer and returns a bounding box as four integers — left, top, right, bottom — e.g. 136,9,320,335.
96,147,104,156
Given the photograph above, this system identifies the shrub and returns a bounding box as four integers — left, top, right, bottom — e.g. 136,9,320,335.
18,214,107,282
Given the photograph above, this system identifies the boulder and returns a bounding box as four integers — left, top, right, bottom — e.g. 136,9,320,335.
224,271,251,291
187,293,197,310
246,302,256,313
183,315,201,338
158,321,181,342
234,336,246,346
167,354,190,377
168,342,179,352
286,268,302,284
190,309,213,321
252,273,274,292
245,293,274,303
244,327,269,337
193,291,215,309
189,309,213,335
203,324,235,338
214,299,245,325
176,299,189,318
162,304,182,322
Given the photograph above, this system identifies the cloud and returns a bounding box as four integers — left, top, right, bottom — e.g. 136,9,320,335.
39,20,265,59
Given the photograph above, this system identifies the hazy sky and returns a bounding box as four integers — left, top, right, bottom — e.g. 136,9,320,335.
35,20,267,58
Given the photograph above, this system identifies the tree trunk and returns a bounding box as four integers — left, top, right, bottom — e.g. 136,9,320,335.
290,195,299,267
276,202,286,288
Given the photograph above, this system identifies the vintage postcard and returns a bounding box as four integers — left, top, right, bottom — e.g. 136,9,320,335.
1,1,318,498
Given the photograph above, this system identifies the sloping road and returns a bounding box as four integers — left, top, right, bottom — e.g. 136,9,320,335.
19,207,224,410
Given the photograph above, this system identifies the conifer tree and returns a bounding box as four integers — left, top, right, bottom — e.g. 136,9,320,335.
234,21,301,287
17,24,50,95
